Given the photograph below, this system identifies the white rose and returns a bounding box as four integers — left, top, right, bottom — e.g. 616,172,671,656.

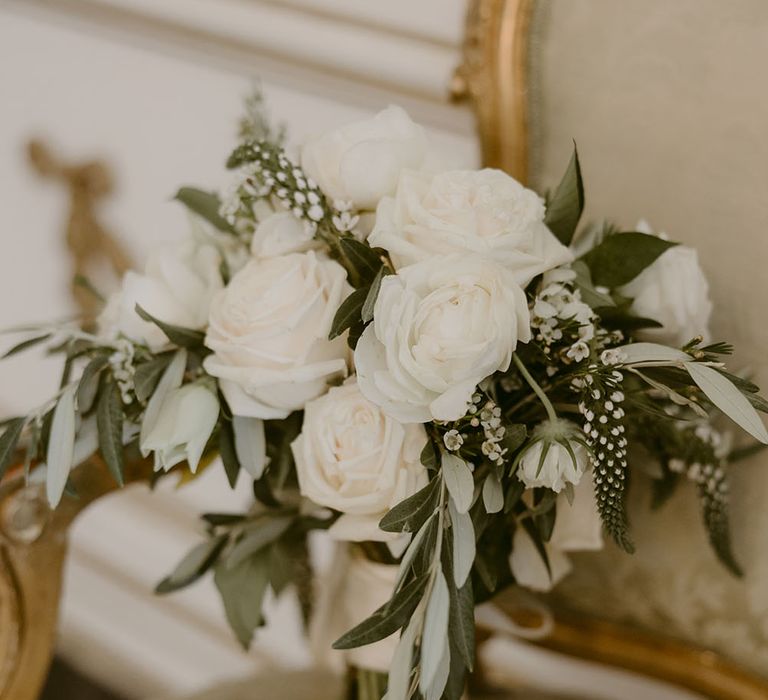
510,476,603,591
311,547,399,673
203,251,350,419
355,254,531,423
300,105,427,210
250,211,318,258
368,169,572,285
141,383,219,473
516,423,589,493
293,379,427,543
620,221,712,346
98,239,223,351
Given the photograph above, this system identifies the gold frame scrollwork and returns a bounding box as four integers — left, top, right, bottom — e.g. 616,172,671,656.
455,1,768,697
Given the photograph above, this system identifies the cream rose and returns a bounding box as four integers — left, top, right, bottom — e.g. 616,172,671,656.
355,254,531,423
368,168,572,285
510,476,603,591
292,379,427,542
300,105,427,210
99,239,223,351
620,221,712,346
203,251,350,419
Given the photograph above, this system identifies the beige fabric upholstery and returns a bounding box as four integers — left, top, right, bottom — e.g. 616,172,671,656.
530,0,768,675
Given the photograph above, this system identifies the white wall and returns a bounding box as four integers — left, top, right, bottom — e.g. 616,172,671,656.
0,2,477,697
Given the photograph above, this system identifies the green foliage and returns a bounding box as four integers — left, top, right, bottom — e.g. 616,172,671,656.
0,418,25,481
133,354,173,404
581,231,677,288
218,418,241,489
175,187,237,234
77,355,109,413
1,333,52,359
544,145,584,245
155,535,228,594
135,305,206,349
380,476,441,533
338,237,386,288
328,288,367,340
96,377,125,487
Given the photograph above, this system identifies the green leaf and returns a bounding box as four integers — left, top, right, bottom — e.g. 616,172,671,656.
333,573,428,649
519,519,552,580
448,572,475,672
686,363,768,443
571,260,614,308
214,550,271,649
387,615,418,700
77,354,109,413
449,499,475,588
140,348,186,448
329,288,368,340
339,237,384,287
420,570,450,692
442,453,474,514
135,304,206,348
396,512,437,589
218,419,241,489
0,418,25,481
134,354,173,403
482,473,504,514
97,377,125,487
619,342,691,364
361,266,385,323
380,476,440,533
233,416,267,479
46,383,78,508
501,424,527,455
544,145,584,245
226,516,293,569
2,333,52,359
581,232,678,288
155,534,228,593
175,187,236,234
420,439,438,470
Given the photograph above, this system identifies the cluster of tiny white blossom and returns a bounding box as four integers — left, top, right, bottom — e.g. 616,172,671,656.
573,365,632,550
330,199,360,234
109,339,136,405
471,394,507,463
668,423,730,503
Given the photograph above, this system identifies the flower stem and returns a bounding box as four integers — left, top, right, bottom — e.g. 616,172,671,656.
512,353,558,423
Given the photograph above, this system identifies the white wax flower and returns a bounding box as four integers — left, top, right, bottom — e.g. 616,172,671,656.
300,105,427,211
509,476,603,591
141,383,219,473
368,168,572,284
620,220,712,346
98,239,223,351
204,251,350,419
292,379,427,543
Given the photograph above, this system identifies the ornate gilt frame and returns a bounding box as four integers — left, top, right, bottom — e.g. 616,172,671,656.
454,1,768,697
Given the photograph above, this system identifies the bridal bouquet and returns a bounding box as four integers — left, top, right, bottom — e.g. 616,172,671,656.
3,97,767,699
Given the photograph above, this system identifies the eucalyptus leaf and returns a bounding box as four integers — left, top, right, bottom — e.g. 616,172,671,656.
332,573,428,649
233,416,267,479
135,304,206,348
424,640,450,700
571,260,614,308
155,534,228,593
175,186,236,234
581,232,677,288
218,419,241,488
338,237,384,287
420,440,438,470
77,355,109,413
361,266,385,323
686,363,768,443
134,354,173,403
46,383,77,507
482,472,504,514
0,418,25,481
214,549,271,649
329,287,368,340
619,342,691,364
140,349,186,451
97,378,125,487
544,145,584,245
380,476,440,533
387,614,418,700
420,570,450,693
2,333,52,359
226,516,293,569
442,453,474,514
396,512,437,589
449,500,475,588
